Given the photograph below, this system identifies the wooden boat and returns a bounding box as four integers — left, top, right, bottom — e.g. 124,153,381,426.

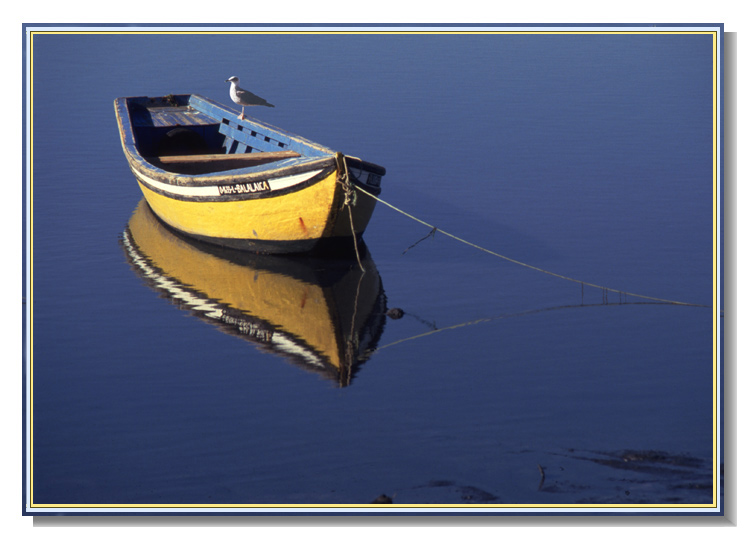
121,199,387,386
114,94,386,254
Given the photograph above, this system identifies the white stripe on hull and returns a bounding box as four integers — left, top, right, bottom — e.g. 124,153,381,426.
132,167,323,198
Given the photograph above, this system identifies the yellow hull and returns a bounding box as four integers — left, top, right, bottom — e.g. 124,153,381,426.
139,169,339,241
131,161,378,253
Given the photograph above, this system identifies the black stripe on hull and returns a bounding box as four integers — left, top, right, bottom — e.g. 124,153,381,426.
188,231,366,256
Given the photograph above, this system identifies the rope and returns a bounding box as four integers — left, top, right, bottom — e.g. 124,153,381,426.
336,153,365,273
353,185,710,309
376,300,680,351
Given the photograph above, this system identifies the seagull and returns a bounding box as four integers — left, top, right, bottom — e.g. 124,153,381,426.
225,76,274,120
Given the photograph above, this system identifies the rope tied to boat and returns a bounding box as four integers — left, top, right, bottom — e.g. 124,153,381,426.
335,153,365,273
351,184,711,309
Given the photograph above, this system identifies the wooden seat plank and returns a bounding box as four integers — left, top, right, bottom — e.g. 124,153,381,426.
156,150,300,164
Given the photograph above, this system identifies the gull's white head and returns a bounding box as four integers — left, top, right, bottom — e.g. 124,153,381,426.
225,76,239,84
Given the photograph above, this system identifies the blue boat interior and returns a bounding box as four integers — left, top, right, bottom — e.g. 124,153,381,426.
124,94,333,175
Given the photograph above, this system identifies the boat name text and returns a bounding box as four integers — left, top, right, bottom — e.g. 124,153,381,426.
218,180,271,195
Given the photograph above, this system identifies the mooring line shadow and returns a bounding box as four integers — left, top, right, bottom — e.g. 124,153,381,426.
375,299,700,352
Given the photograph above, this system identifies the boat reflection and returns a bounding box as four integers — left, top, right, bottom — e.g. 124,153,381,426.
121,199,388,387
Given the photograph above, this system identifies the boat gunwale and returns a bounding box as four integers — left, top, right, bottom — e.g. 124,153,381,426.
125,148,338,187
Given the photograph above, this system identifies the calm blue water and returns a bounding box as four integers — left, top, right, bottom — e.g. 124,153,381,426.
30,32,718,507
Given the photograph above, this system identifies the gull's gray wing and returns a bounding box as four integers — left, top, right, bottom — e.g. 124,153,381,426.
236,87,275,108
